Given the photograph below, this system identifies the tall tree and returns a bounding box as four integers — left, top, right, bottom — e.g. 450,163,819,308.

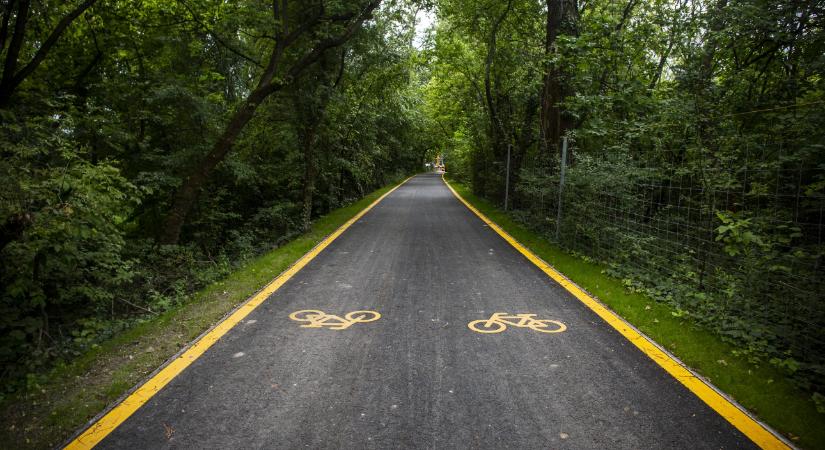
482,0,512,153
160,0,381,244
0,0,98,107
295,51,345,232
538,0,577,159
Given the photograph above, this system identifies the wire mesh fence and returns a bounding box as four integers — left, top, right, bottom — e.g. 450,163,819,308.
511,140,825,390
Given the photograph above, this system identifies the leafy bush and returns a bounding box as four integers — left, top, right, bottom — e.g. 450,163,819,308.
0,113,139,379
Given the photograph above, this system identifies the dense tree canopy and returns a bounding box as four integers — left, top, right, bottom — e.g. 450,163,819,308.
0,0,427,387
1,0,823,413
423,0,825,397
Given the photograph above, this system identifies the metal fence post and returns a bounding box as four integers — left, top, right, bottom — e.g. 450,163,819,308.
504,143,511,211
556,136,568,241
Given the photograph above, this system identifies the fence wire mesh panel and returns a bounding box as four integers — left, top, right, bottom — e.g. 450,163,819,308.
512,139,825,391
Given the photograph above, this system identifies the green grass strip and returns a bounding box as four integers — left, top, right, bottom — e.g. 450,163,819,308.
449,181,825,450
0,178,406,449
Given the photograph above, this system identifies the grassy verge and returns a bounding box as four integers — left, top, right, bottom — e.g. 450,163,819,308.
0,178,407,449
448,180,825,450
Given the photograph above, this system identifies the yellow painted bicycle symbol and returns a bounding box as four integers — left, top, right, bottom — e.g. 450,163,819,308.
289,310,381,330
468,312,567,334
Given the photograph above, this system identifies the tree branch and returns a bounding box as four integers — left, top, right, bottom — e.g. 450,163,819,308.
179,0,263,68
1,0,29,91
0,0,98,107
484,0,513,143
333,48,346,88
159,0,382,244
0,0,16,51
280,0,380,87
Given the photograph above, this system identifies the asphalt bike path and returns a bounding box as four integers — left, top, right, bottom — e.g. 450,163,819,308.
90,173,759,449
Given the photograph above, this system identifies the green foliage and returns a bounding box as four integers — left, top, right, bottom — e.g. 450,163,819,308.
0,108,139,377
2,0,823,445
0,178,408,449
424,0,825,402
0,0,426,393
450,180,825,449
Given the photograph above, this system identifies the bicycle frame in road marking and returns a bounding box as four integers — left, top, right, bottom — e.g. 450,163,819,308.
442,176,791,450
289,309,381,330
63,177,413,450
468,312,567,334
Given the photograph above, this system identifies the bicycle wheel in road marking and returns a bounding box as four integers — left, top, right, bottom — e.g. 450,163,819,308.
529,319,567,333
289,310,325,321
344,310,381,323
467,319,507,333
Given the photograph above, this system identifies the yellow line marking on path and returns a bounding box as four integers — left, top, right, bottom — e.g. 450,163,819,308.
289,309,381,330
64,177,412,450
467,312,566,334
442,176,791,450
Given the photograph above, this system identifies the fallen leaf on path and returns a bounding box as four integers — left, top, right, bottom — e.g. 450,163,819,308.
163,423,175,440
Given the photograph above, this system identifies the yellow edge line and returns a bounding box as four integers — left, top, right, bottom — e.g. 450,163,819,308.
441,176,790,450
64,176,413,450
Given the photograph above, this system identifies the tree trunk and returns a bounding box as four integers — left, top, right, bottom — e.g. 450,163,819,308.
694,0,728,291
596,0,636,95
648,0,687,91
300,120,320,232
160,88,272,244
483,0,512,154
0,0,98,108
0,0,17,52
0,0,30,106
539,0,578,162
649,39,675,90
694,0,728,144
159,0,380,244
